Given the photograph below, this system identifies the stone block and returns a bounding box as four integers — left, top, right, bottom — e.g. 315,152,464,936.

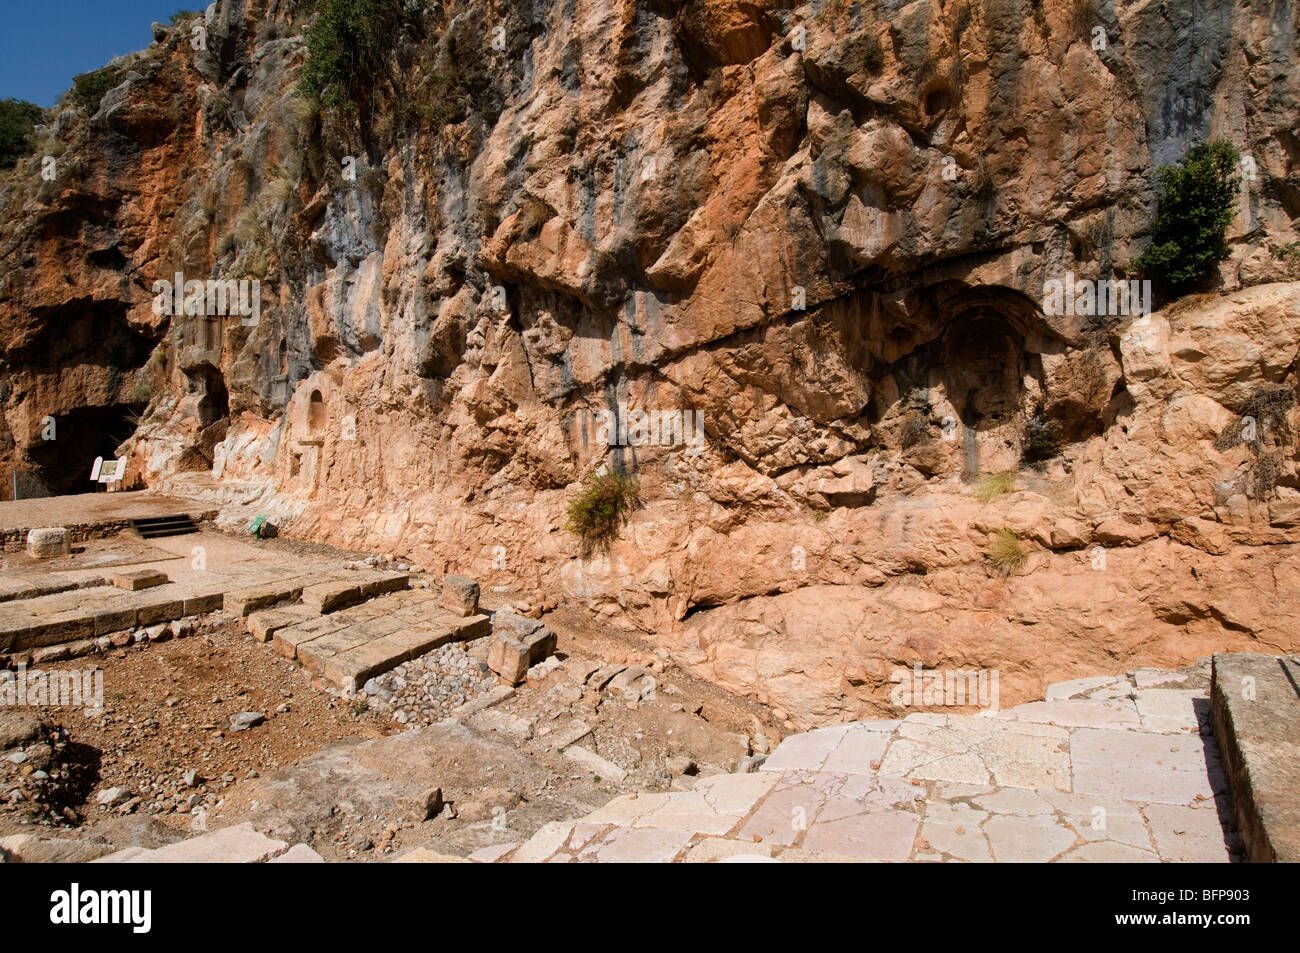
111,570,169,591
135,597,184,626
26,527,69,559
487,622,556,685
1211,653,1300,862
440,574,480,616
301,581,361,613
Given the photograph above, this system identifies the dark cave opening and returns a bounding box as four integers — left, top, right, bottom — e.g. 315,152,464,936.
26,403,145,495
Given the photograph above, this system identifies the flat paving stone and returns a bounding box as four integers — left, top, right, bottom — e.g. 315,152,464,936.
1143,803,1235,862
1134,689,1204,734
736,783,827,847
1070,728,1220,804
983,813,1077,863
683,837,775,863
1046,676,1124,700
121,823,287,863
995,698,1142,729
509,822,579,863
760,723,856,774
1055,841,1159,862
577,826,694,863
802,807,920,862
822,724,893,775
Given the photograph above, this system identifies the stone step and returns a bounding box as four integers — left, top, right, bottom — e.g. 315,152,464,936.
265,588,489,693
244,604,318,643
300,570,410,612
225,570,408,616
223,572,344,616
0,582,224,652
1211,653,1300,862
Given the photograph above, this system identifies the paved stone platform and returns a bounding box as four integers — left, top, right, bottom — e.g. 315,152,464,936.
259,588,490,692
1211,653,1300,862
489,667,1239,863
0,523,411,657
0,491,216,549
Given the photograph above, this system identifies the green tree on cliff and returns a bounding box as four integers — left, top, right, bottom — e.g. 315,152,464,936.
1135,140,1241,296
298,0,407,110
0,98,43,169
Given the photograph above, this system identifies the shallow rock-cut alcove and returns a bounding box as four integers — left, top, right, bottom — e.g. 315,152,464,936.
942,315,1031,475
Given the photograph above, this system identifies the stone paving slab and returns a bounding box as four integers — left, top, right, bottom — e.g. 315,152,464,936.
224,572,345,616
93,824,290,863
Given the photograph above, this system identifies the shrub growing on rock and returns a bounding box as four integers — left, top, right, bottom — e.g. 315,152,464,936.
0,98,43,169
565,470,641,549
298,0,407,110
975,471,1015,503
987,528,1026,576
1135,140,1240,296
70,65,125,113
1213,383,1295,499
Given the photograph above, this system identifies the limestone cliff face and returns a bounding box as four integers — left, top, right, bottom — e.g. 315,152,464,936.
3,0,1300,724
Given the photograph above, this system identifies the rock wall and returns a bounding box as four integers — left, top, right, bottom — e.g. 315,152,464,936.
2,0,1300,724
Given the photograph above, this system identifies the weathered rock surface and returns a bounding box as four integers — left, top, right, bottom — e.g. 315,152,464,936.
1,0,1299,722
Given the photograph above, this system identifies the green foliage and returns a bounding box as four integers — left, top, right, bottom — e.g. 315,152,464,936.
403,69,471,129
298,0,407,111
0,98,43,169
70,65,125,113
987,528,1026,576
169,10,202,26
974,471,1015,503
1135,140,1241,295
565,470,641,548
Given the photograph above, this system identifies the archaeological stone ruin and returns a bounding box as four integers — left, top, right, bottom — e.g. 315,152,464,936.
0,0,1295,891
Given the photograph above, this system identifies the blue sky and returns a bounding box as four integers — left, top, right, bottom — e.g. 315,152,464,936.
0,1,197,107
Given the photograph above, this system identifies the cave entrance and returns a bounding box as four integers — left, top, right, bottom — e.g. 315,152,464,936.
942,316,1027,476
27,403,144,495
197,371,229,427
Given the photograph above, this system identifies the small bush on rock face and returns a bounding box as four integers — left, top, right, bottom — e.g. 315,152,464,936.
975,471,1015,503
70,65,124,113
1135,140,1240,296
0,98,43,169
299,0,407,110
987,528,1026,575
1214,384,1295,500
565,470,641,548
